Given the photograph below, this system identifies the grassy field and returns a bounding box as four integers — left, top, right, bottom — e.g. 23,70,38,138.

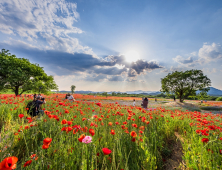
0,94,222,169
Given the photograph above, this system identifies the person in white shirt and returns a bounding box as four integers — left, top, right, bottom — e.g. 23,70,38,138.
133,99,136,106
67,93,75,102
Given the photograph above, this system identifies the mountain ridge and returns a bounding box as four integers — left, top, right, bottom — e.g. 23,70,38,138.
57,87,222,96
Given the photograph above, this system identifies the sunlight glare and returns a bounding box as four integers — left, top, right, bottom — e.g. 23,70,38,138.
125,50,140,63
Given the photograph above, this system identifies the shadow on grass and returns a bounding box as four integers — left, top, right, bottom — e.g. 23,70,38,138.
164,102,201,112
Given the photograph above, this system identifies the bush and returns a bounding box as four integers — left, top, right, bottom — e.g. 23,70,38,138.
216,97,222,101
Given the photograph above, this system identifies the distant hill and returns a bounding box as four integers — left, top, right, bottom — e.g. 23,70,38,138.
196,87,222,96
56,87,222,96
206,87,222,96
57,90,162,95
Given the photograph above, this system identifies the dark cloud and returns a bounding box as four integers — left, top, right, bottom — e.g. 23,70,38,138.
0,41,162,79
93,67,127,75
131,60,162,74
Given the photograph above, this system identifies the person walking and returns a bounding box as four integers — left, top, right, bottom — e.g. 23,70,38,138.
174,96,176,102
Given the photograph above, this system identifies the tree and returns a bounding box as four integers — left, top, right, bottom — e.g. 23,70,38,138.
196,88,210,100
71,85,76,94
0,49,58,96
111,92,116,96
102,92,108,98
161,69,211,102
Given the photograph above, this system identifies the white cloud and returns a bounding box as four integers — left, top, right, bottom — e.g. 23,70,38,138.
202,68,217,74
173,43,222,68
198,43,222,63
0,0,92,53
173,55,193,64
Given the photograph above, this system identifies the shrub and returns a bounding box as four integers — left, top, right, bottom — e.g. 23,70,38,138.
216,97,222,101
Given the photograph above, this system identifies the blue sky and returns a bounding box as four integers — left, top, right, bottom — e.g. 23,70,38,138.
0,0,222,92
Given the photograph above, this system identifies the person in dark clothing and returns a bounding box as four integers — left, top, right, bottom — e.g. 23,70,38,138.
35,96,46,116
174,96,176,102
34,94,37,100
143,97,148,109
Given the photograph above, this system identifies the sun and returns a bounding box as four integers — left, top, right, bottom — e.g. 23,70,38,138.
124,50,140,63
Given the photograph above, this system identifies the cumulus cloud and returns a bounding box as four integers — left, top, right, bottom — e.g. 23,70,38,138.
173,55,193,64
173,43,222,69
0,0,92,53
198,43,222,63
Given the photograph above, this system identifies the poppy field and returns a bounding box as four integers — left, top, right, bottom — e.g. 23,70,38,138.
0,94,222,170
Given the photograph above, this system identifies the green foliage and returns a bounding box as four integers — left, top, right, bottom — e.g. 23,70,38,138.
71,85,76,94
0,49,58,95
161,69,211,102
216,97,222,101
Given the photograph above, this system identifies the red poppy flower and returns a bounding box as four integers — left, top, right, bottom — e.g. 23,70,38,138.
102,148,112,155
0,156,18,170
202,138,209,143
130,131,137,138
108,122,112,126
89,129,95,136
110,129,115,135
42,144,50,149
23,160,32,167
139,126,145,130
132,138,136,142
96,103,102,107
43,138,52,145
78,134,85,142
19,114,24,118
67,121,72,125
61,119,67,124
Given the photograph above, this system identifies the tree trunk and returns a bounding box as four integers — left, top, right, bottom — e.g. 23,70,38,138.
14,86,19,96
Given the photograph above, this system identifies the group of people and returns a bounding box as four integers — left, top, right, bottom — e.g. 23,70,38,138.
27,93,76,117
26,94,46,117
132,97,149,109
64,93,75,101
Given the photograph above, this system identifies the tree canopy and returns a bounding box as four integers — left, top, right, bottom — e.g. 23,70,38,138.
161,69,211,102
71,85,76,94
0,49,58,96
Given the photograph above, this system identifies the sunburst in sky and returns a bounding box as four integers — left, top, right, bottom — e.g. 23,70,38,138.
0,0,222,91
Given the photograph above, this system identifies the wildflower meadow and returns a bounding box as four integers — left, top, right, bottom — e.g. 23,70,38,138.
0,94,222,169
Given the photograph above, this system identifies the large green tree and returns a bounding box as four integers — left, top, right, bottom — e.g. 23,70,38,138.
161,69,211,102
0,49,58,96
71,85,76,94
